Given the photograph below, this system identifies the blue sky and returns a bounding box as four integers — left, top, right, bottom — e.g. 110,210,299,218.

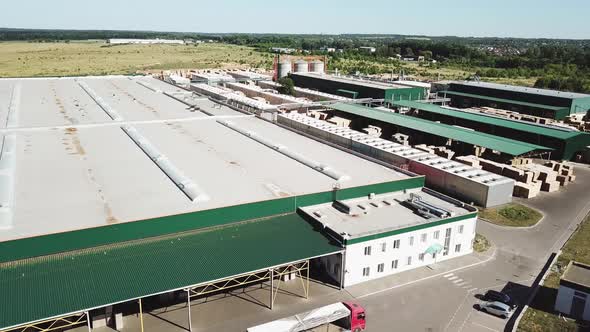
1,0,588,39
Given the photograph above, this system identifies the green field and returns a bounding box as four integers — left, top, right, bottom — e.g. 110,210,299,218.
0,41,273,77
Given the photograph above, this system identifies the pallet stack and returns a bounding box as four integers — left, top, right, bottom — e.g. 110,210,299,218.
415,145,455,159
544,161,576,186
455,156,572,198
455,155,481,169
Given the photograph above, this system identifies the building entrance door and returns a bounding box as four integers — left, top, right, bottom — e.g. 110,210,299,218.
571,296,586,318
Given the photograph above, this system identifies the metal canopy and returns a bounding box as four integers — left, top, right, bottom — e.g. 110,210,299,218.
330,102,552,156
393,100,585,140
439,90,569,112
0,213,342,330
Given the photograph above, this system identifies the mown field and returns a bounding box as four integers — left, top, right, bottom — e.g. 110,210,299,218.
0,41,273,77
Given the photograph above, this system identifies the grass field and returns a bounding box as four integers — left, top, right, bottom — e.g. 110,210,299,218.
0,41,273,77
479,203,543,227
518,214,590,332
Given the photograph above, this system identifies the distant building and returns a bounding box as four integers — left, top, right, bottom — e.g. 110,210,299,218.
442,81,590,120
270,47,296,54
555,261,590,320
359,47,376,53
107,38,185,45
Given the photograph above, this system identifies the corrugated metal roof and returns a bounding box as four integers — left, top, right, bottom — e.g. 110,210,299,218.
330,103,552,156
440,90,569,112
393,100,588,140
0,213,341,330
451,81,590,99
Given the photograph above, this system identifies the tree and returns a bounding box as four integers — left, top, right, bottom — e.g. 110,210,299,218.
277,77,295,96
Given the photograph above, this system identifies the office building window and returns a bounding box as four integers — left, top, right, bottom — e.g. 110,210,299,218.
378,263,384,273
409,236,414,246
434,230,440,240
362,267,370,277
364,246,372,256
381,242,387,252
392,260,398,269
459,225,464,234
419,253,425,261
443,228,452,256
407,256,412,266
455,244,461,253
421,233,427,242
393,239,400,249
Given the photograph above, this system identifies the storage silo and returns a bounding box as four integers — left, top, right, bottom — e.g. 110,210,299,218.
310,60,325,74
294,59,309,73
277,59,292,78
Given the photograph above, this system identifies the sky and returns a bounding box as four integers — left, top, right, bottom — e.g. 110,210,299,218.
1,0,589,39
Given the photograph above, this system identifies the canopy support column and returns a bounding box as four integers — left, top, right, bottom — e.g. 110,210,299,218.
138,298,144,332
186,289,193,332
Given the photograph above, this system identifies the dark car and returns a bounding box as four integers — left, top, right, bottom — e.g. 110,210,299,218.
483,290,517,309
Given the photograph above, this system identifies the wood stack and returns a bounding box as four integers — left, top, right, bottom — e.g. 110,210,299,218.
545,161,576,186
392,133,409,146
455,155,481,169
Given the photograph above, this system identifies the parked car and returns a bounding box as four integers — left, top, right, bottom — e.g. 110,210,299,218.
479,301,514,319
483,290,517,309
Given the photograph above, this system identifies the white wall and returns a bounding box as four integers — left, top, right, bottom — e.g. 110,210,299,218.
555,285,590,320
555,286,575,315
343,217,477,287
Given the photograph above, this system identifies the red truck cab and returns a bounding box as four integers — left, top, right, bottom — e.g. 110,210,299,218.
342,301,366,331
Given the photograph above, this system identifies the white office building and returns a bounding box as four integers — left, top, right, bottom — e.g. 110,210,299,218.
302,188,477,287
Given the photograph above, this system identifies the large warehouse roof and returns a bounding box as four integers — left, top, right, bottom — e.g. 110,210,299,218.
0,213,342,330
330,103,552,156
291,73,410,91
393,100,586,140
452,81,590,99
0,77,407,242
440,91,568,112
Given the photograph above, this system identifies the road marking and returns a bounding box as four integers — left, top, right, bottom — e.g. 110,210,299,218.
444,273,454,278
448,276,458,281
467,288,478,292
471,321,501,332
357,248,497,299
457,282,469,287
453,279,464,284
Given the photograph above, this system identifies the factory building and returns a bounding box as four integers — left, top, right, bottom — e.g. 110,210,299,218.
0,75,478,332
302,188,476,287
394,100,590,161
278,113,514,207
290,72,427,101
258,80,353,102
328,103,552,160
441,81,590,120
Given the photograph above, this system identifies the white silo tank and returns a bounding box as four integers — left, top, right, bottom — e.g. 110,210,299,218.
277,60,292,78
311,60,325,73
294,59,309,73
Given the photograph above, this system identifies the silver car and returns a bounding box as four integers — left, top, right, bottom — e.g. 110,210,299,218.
479,301,514,319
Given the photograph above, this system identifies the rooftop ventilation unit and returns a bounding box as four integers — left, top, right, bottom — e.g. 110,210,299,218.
405,193,453,219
